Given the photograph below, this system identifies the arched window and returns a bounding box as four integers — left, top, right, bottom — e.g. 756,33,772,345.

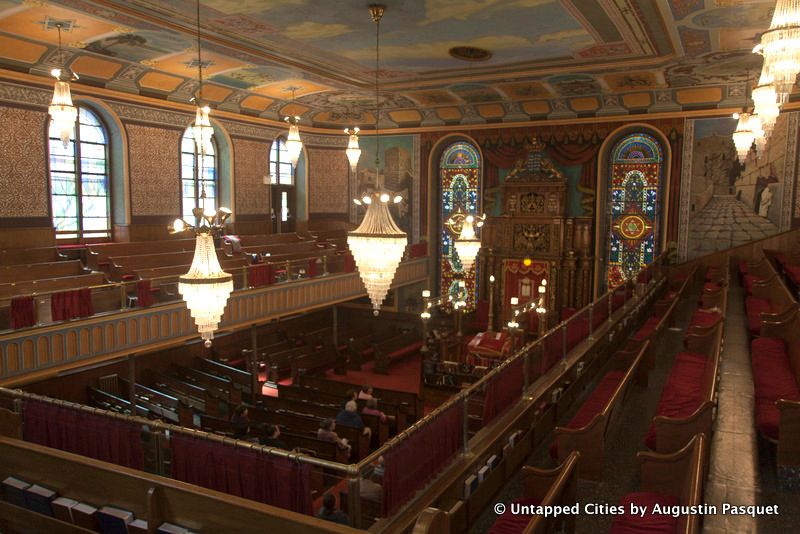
440,141,481,307
606,133,664,288
269,137,296,232
48,106,110,240
181,128,217,220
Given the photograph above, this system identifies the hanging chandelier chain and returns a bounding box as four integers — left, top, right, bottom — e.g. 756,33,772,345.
196,0,203,104
374,7,381,179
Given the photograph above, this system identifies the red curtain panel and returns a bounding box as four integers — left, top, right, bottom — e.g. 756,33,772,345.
11,296,35,329
482,358,524,426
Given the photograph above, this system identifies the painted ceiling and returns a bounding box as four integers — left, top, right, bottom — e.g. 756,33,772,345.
0,0,778,129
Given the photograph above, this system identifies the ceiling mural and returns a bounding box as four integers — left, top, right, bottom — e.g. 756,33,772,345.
0,0,782,129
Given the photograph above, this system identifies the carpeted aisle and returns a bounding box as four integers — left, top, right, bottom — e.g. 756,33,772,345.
322,354,423,395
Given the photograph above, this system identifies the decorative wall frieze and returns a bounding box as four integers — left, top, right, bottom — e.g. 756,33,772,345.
677,117,694,261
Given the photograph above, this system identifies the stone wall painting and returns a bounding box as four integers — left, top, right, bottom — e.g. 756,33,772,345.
678,113,798,259
308,147,350,214
350,134,419,241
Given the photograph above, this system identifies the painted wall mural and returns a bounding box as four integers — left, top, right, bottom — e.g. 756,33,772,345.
678,113,799,260
308,147,350,214
350,134,420,242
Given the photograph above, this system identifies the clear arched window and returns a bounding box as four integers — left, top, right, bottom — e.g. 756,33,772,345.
606,133,663,288
181,128,217,219
48,106,110,240
269,137,296,232
440,141,481,308
269,137,294,185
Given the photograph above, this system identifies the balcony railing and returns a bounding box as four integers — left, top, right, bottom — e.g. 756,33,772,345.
0,257,428,383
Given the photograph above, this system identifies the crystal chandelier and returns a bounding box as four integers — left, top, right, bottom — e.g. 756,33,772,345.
754,0,800,102
284,115,303,166
752,70,781,138
170,190,233,347
452,214,485,273
191,0,213,156
732,112,756,163
347,4,407,316
48,24,77,149
345,127,362,171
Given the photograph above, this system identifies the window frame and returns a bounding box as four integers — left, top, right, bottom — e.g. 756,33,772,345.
180,127,219,220
47,105,112,242
269,136,295,186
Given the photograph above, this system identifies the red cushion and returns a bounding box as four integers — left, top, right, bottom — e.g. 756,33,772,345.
689,309,720,329
388,340,423,360
745,297,772,336
550,371,625,458
755,399,781,440
738,260,749,276
633,316,660,341
488,497,542,534
645,352,706,449
785,265,800,285
775,254,788,269
610,492,680,534
743,275,763,295
703,282,720,292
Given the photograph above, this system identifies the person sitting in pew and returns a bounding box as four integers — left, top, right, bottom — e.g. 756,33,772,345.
259,424,290,451
358,384,375,400
342,389,358,408
230,405,251,440
336,401,372,437
317,493,348,525
362,398,395,424
317,418,351,458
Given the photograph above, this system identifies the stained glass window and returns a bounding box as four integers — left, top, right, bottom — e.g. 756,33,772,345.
606,133,663,288
48,107,110,240
181,128,217,220
269,137,294,185
440,142,481,308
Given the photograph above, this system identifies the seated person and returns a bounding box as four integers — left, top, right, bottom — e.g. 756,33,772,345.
336,401,372,436
362,398,395,424
259,424,289,450
358,384,375,400
342,389,358,408
317,493,348,525
230,405,251,439
317,418,351,457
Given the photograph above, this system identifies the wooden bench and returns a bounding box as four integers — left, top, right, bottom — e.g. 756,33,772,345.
144,369,220,417
0,273,107,301
108,250,229,281
751,307,800,467
550,342,647,480
88,387,151,419
0,247,65,266
745,270,796,337
645,323,722,454
610,434,706,534
0,260,87,285
372,331,422,375
98,374,193,427
195,358,252,396
86,239,197,271
291,344,347,380
169,364,242,406
413,451,580,534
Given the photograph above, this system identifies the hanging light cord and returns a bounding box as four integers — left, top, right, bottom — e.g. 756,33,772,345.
195,0,206,211
374,11,381,185
196,0,203,104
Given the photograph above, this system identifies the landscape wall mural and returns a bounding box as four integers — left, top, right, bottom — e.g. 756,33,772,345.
350,134,420,242
678,113,799,260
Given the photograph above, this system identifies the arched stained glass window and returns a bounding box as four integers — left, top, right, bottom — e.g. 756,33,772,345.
440,142,481,308
606,133,663,288
48,106,110,240
181,128,217,220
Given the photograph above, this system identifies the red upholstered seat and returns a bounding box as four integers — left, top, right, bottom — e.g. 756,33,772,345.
549,371,625,458
645,352,706,450
743,275,763,296
785,265,800,285
738,260,750,276
388,340,423,360
775,254,788,270
361,347,375,361
689,309,720,329
488,497,542,534
703,282,720,292
633,316,660,341
745,297,772,336
610,492,680,534
750,337,800,439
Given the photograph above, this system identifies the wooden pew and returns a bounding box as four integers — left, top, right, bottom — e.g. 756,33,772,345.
646,323,722,454
296,375,422,424
746,272,796,337
551,342,647,480
0,273,107,301
87,387,150,419
0,247,65,266
372,331,422,375
610,434,706,534
414,452,580,534
112,376,194,427
168,364,242,406
291,344,347,380
144,370,218,417
0,260,87,284
195,358,252,396
86,239,197,271
752,307,800,467
108,250,231,281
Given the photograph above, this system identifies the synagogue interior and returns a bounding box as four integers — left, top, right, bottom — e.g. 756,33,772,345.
0,0,799,533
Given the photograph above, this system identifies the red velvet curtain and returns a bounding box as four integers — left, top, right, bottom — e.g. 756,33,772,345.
170,434,312,515
249,264,268,287
51,288,93,321
23,400,143,470
382,402,464,516
546,140,600,189
344,253,356,273
482,358,524,426
307,258,318,278
11,296,35,329
503,260,548,309
136,280,154,307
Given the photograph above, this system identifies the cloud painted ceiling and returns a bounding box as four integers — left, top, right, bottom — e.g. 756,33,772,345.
0,0,778,129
